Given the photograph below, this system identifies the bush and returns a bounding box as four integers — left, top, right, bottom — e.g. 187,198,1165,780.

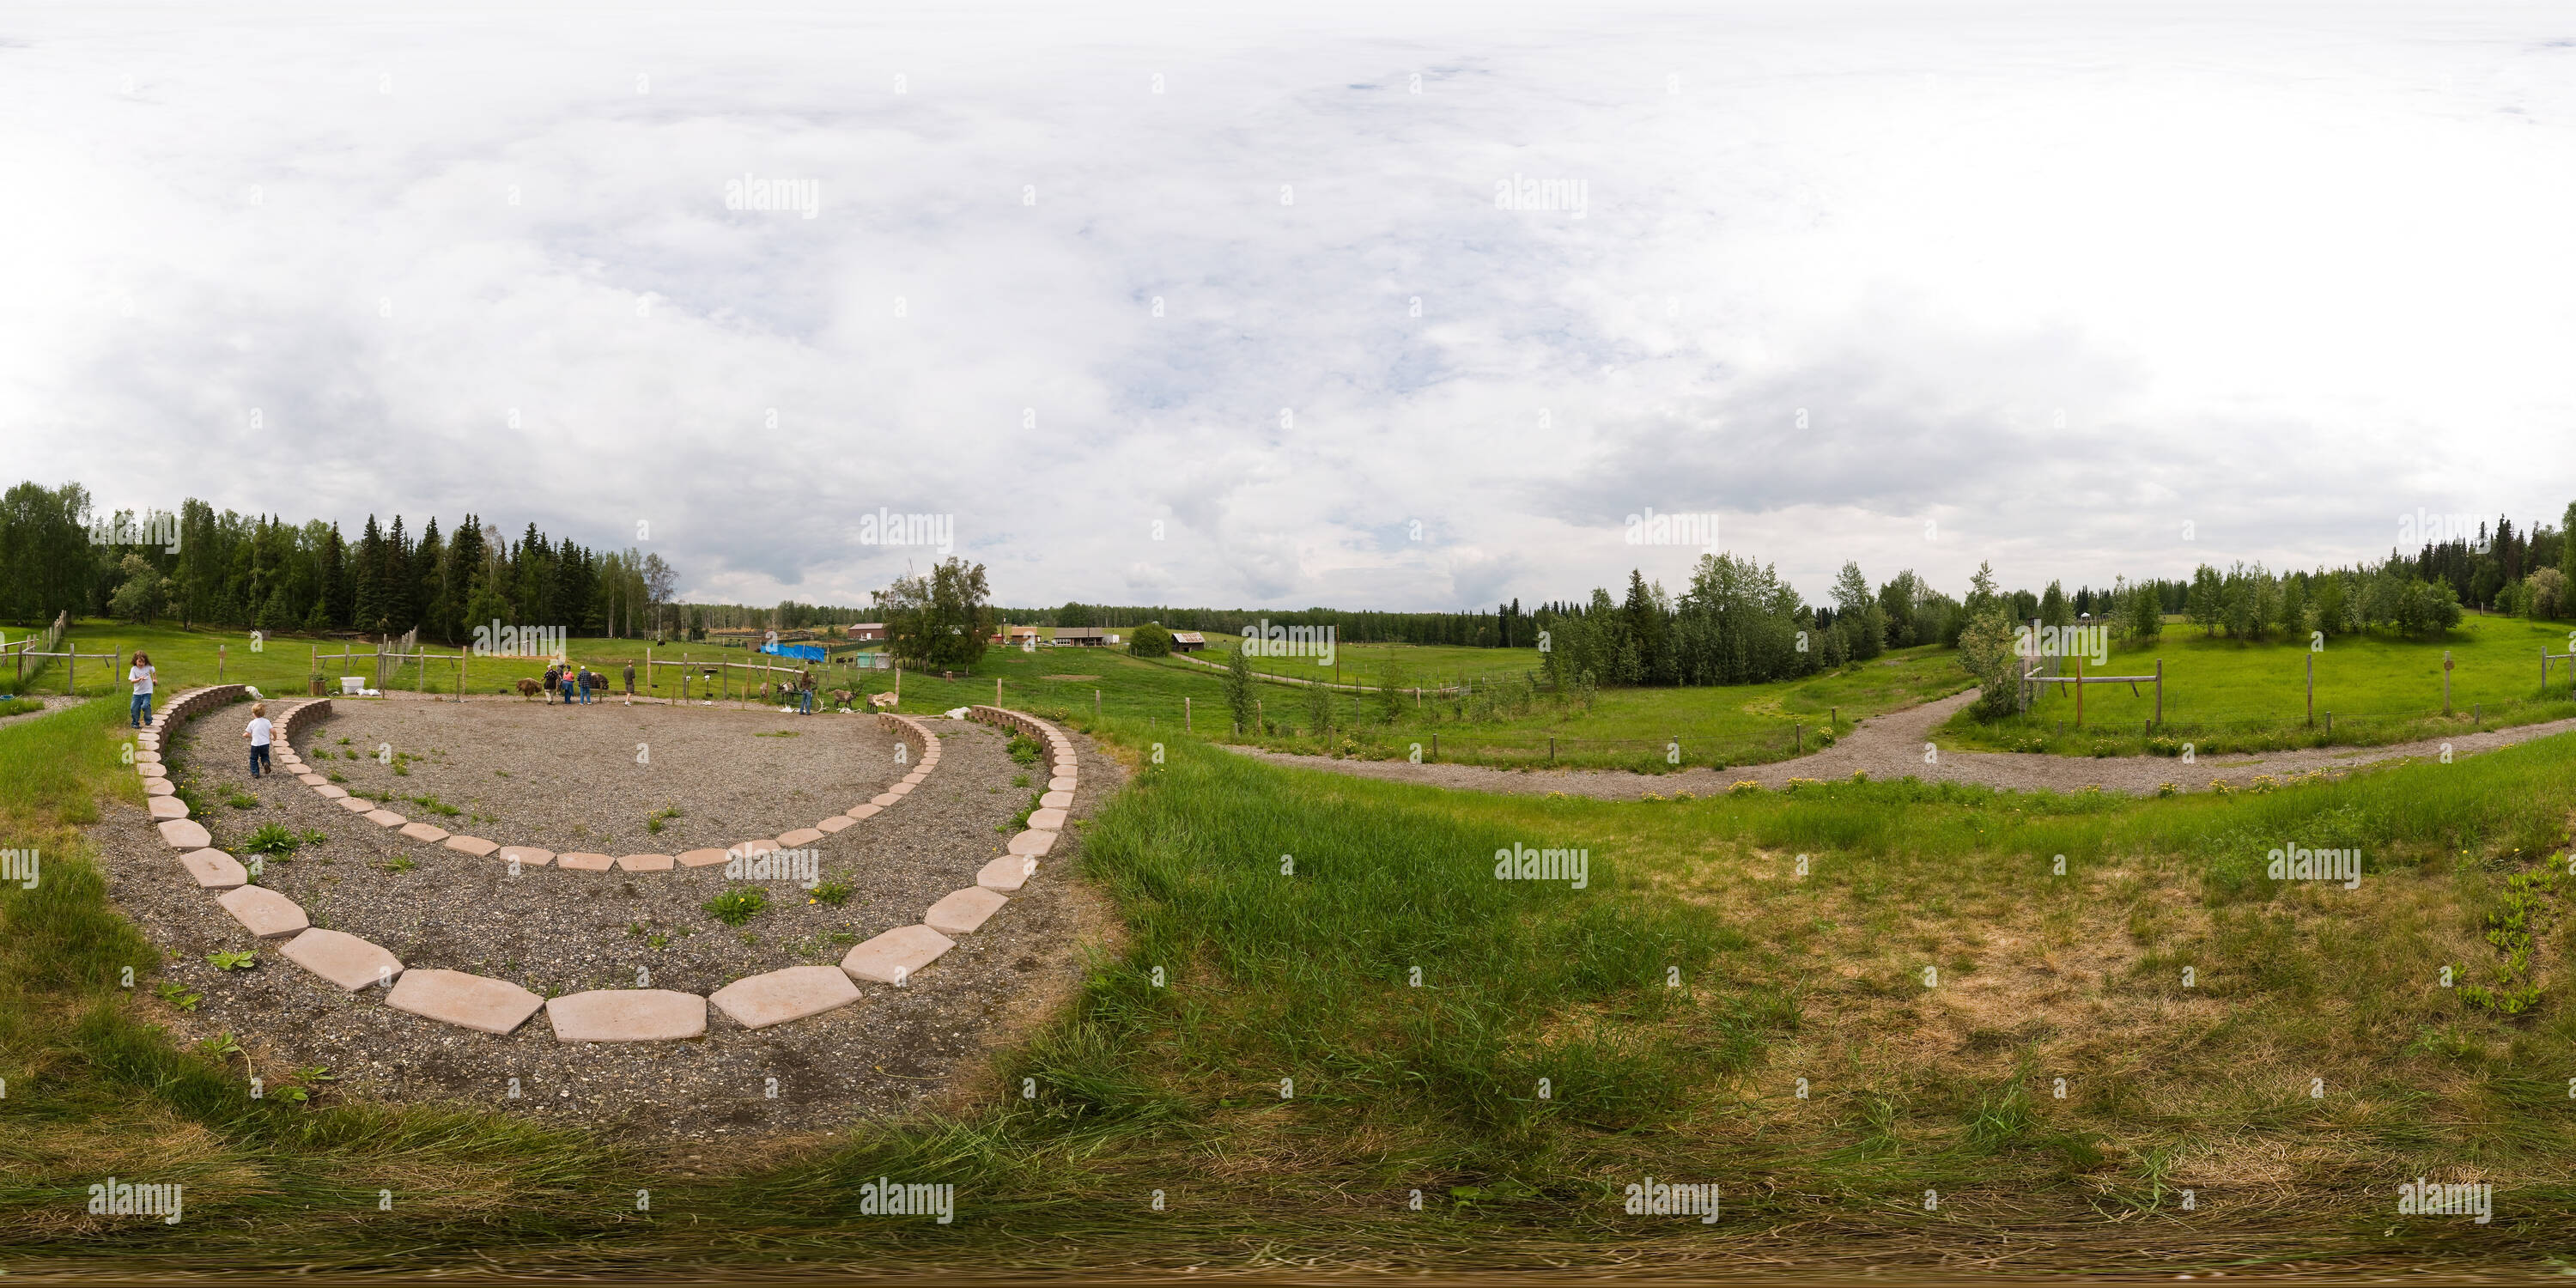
1127,623,1174,658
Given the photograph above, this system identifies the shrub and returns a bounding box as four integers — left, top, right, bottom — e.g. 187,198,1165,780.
241,823,301,856
1127,623,1174,657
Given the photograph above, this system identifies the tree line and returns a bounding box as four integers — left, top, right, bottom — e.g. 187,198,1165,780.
0,480,674,645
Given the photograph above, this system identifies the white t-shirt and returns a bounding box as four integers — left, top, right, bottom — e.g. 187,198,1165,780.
129,665,155,696
246,717,273,747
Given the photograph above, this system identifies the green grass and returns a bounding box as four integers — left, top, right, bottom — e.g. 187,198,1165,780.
0,697,43,718
1945,615,2576,756
9,623,2576,1270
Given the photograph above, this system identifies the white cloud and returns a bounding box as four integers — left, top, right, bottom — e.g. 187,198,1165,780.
4,1,2570,610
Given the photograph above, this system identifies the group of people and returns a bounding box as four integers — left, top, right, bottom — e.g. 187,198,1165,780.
543,661,635,705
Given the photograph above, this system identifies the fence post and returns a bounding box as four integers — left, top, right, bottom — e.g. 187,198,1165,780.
1431,732,1437,760
2155,659,2164,726
2306,653,2313,726
1185,696,1192,732
2443,650,2453,716
1095,689,1101,720
1795,724,1802,755
1549,735,1555,762
2075,656,2083,726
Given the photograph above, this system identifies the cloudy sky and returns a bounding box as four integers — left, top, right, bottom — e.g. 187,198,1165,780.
5,1,2572,611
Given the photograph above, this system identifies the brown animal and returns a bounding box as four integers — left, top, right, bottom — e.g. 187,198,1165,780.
868,692,898,709
514,677,543,700
830,689,854,708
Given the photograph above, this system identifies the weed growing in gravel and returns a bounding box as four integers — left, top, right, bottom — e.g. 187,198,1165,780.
326,770,346,783
206,951,256,971
379,856,416,874
224,790,259,809
404,794,461,817
999,792,1044,833
1006,734,1042,765
645,805,684,835
703,887,769,926
809,880,854,905
153,981,204,1011
753,730,800,738
1012,774,1030,788
241,823,301,856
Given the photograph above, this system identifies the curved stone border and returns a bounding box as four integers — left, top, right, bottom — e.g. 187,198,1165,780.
138,690,1077,1042
262,704,943,875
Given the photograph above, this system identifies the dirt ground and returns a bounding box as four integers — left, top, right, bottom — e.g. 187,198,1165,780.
99,696,1124,1145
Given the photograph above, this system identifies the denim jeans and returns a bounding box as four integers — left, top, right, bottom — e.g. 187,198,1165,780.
799,690,813,714
580,684,592,704
130,693,154,727
249,744,271,776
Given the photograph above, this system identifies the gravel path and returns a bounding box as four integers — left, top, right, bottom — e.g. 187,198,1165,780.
1226,689,2576,799
99,696,1125,1144
0,694,89,731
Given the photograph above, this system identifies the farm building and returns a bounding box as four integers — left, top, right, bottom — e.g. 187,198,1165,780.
848,623,887,641
1170,630,1207,652
1056,628,1109,647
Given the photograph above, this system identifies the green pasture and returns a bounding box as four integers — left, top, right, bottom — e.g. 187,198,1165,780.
1942,615,2576,756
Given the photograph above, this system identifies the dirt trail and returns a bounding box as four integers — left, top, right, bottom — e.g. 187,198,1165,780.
1224,690,2576,799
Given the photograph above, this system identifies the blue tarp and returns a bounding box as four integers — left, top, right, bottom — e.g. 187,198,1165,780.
761,641,828,662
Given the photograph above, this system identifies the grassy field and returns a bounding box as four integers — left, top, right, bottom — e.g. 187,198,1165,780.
5,617,2575,1273
1941,615,2576,756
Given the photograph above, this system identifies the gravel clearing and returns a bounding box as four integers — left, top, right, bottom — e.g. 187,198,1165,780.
1227,689,2576,799
97,696,1125,1144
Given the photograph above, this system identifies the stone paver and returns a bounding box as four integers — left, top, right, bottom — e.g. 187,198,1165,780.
841,924,954,985
1027,807,1068,830
776,828,824,848
870,793,900,808
677,848,730,868
338,797,374,812
500,846,554,868
709,965,862,1030
398,822,448,842
925,885,1008,934
902,771,927,785
1007,829,1060,857
546,989,707,1042
137,764,167,781
179,848,249,888
846,803,883,820
317,785,348,799
729,839,777,859
156,819,212,850
886,782,914,797
976,854,1037,892
444,835,499,857
143,780,174,797
1048,776,1078,793
280,928,404,990
616,853,675,872
386,969,545,1035
216,885,309,937
146,796,189,820
817,816,854,834
297,774,329,787
556,852,615,871
1040,791,1073,809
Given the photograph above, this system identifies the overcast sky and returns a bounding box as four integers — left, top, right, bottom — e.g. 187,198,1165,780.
5,1,2572,611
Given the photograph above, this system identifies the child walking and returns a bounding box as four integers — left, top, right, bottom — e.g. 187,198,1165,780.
241,702,273,777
